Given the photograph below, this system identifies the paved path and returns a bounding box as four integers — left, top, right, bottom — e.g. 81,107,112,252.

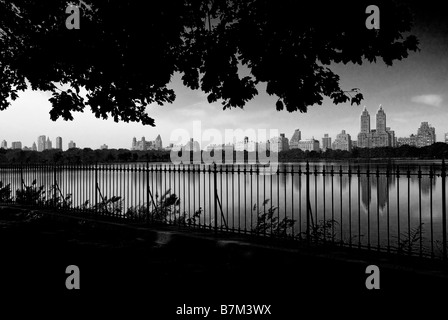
0,206,447,317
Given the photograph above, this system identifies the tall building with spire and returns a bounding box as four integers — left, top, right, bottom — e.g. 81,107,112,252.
357,105,394,148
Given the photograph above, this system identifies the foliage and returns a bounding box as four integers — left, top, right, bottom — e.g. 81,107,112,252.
15,180,73,208
125,189,203,225
0,0,418,125
307,219,339,243
252,199,295,236
92,195,123,216
15,180,45,205
0,181,11,202
394,223,426,255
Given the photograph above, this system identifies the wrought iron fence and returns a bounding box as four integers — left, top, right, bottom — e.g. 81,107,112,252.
0,161,446,259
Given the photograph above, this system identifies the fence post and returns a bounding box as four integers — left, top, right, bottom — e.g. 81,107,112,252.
306,161,310,245
53,164,57,207
214,162,218,234
20,163,24,194
95,162,98,214
146,162,150,223
442,158,447,260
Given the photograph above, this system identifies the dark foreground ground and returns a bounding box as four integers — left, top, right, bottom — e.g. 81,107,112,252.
1,206,447,317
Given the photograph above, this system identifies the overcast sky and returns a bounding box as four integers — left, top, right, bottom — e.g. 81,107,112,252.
1,3,447,150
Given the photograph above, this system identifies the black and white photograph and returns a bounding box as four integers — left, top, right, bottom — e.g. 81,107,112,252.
0,0,447,316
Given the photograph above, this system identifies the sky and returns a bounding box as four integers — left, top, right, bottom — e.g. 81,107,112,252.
1,3,447,150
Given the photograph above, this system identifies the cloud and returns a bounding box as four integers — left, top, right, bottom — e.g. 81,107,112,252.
411,94,443,107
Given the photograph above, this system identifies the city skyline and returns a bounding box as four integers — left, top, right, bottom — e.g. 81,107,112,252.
0,111,446,152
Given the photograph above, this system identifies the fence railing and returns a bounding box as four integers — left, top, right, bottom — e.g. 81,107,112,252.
0,161,446,259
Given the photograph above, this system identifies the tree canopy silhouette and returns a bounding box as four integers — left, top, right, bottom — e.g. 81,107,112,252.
0,0,418,126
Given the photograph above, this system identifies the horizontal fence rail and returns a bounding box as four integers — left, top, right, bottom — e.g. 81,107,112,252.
0,161,446,259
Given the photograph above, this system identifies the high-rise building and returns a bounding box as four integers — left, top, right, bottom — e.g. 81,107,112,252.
322,134,332,151
289,129,302,149
32,142,37,151
155,135,163,150
1,140,6,149
131,137,137,150
332,130,352,151
376,105,386,133
100,144,108,150
270,133,289,152
386,127,396,147
68,140,76,149
360,107,370,133
11,141,22,150
445,133,448,144
56,137,63,150
45,137,52,150
297,139,320,152
357,105,394,148
38,135,46,152
416,122,436,147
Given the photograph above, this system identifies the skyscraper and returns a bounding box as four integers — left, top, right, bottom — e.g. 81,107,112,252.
445,133,448,144
270,134,289,152
376,105,386,133
1,140,6,149
11,141,22,150
332,130,352,151
45,137,52,150
155,135,162,150
322,134,331,151
131,137,137,150
68,140,76,149
360,107,370,133
289,129,302,149
416,122,436,147
38,135,46,152
56,137,63,150
32,142,37,151
357,105,393,148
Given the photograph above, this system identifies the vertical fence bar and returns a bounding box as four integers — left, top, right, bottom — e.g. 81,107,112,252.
339,165,343,245
95,163,98,214
418,166,422,257
397,165,401,252
357,166,361,249
430,164,434,258
306,161,310,245
407,166,411,255
376,166,380,251
442,159,447,260
214,162,218,234
348,166,352,248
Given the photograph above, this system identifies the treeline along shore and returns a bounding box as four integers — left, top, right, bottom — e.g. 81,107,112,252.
0,142,447,164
